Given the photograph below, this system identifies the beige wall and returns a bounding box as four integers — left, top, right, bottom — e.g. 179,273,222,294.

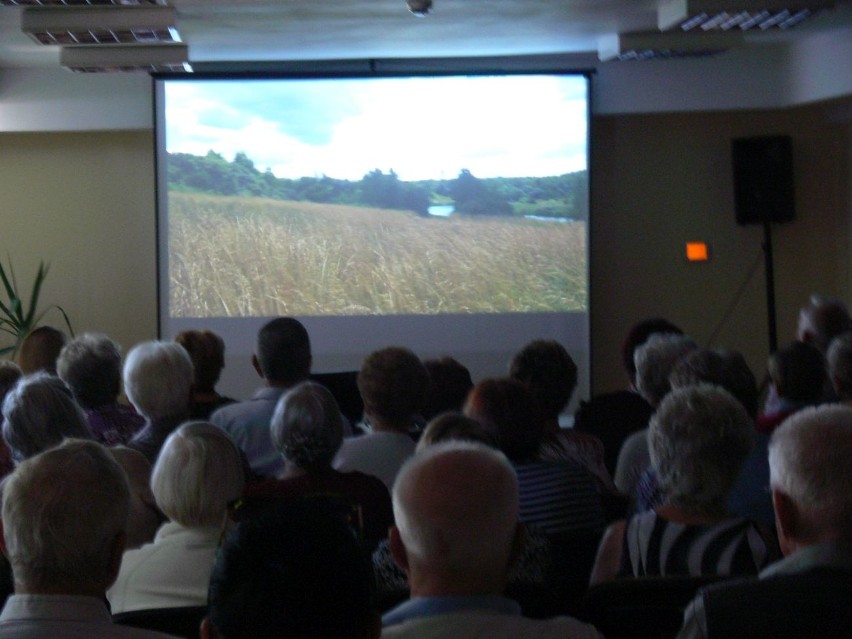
0,130,158,355
590,99,851,392
0,100,849,393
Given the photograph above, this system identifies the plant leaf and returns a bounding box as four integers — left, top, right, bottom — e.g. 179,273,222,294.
23,261,48,327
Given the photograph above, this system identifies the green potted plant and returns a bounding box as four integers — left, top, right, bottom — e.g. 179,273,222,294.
0,258,73,358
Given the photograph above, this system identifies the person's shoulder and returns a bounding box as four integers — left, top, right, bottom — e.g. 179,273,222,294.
381,611,603,638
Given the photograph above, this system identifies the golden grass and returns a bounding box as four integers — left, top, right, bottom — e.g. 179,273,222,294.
168,192,587,317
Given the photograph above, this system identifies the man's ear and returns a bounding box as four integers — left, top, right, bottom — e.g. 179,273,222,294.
389,526,410,574
251,354,263,379
772,489,799,556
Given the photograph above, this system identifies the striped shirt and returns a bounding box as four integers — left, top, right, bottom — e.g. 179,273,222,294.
618,511,778,578
515,460,605,536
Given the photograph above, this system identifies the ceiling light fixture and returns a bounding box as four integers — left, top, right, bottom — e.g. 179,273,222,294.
21,4,179,45
406,0,432,17
59,42,189,72
658,0,832,31
0,1,162,6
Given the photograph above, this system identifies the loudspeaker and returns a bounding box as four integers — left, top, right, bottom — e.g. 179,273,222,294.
732,135,795,226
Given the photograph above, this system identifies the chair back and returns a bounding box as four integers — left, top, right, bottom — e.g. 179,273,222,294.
113,605,207,639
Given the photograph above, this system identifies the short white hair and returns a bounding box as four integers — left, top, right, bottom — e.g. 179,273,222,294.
392,441,518,577
769,404,852,537
270,381,343,469
151,422,245,527
650,384,754,514
634,333,697,405
2,439,130,592
123,341,193,420
2,372,91,463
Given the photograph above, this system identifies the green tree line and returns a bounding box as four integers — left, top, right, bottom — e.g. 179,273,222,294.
167,151,588,220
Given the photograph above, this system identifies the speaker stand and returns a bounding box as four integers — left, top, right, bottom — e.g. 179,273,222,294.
763,221,778,354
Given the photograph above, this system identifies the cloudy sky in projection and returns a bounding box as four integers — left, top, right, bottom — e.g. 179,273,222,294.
164,74,588,181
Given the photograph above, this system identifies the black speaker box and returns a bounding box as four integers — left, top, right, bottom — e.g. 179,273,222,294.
732,135,795,226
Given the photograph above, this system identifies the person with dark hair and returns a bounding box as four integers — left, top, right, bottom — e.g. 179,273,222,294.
16,325,66,375
796,295,852,355
175,329,235,419
201,500,380,639
0,360,23,479
333,347,428,491
57,333,145,446
757,341,827,435
573,318,683,475
211,317,312,477
421,357,473,421
827,332,852,404
510,339,614,493
464,377,604,537
236,381,393,550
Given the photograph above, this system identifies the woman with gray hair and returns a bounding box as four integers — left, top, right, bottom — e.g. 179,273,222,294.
1,372,162,550
236,381,393,550
108,422,245,614
590,384,780,584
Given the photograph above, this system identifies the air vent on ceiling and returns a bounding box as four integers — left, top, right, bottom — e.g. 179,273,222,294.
598,31,743,61
21,4,178,45
60,42,189,72
658,0,832,31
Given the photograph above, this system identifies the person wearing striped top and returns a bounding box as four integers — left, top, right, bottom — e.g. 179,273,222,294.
590,385,780,584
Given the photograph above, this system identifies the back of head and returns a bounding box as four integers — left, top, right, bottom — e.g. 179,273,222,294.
152,422,245,528
0,361,23,417
767,341,827,403
634,333,698,406
256,317,311,385
670,348,759,419
416,412,495,453
509,339,577,420
463,377,543,462
393,441,518,584
123,340,194,420
176,329,226,393
421,357,473,420
649,384,755,515
357,346,429,426
769,404,852,542
2,439,130,593
271,381,344,471
17,326,66,375
827,332,852,400
2,372,91,463
797,296,852,354
56,332,122,409
621,318,683,383
206,500,375,639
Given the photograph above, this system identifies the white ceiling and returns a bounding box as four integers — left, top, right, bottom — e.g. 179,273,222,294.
0,0,849,70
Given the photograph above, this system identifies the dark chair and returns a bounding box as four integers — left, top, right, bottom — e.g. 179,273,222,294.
579,576,727,639
113,605,207,639
311,371,363,425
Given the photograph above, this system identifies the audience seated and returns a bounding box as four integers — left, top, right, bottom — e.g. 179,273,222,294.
591,385,779,584
0,440,174,638
2,372,161,549
574,318,683,475
57,333,145,446
333,346,428,491
796,295,851,355
236,381,393,550
510,339,615,493
421,357,473,421
202,499,380,639
15,325,66,375
827,332,852,405
175,329,236,419
613,333,697,499
123,341,194,465
381,441,603,637
211,317,311,477
108,422,245,614
676,404,852,639
464,377,604,536
758,341,827,434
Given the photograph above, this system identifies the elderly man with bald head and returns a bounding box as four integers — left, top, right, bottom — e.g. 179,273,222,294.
381,441,602,638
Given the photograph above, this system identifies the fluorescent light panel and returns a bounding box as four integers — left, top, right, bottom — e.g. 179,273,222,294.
22,5,178,45
0,1,162,5
598,31,743,60
658,0,831,31
60,42,189,72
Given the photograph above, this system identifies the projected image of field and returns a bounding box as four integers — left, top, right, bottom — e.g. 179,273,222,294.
169,192,586,318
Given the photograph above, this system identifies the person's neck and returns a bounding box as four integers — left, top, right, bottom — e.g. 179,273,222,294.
18,583,104,599
408,573,506,599
655,502,729,526
369,418,410,434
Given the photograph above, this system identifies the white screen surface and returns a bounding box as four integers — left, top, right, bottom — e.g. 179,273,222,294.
156,72,590,408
